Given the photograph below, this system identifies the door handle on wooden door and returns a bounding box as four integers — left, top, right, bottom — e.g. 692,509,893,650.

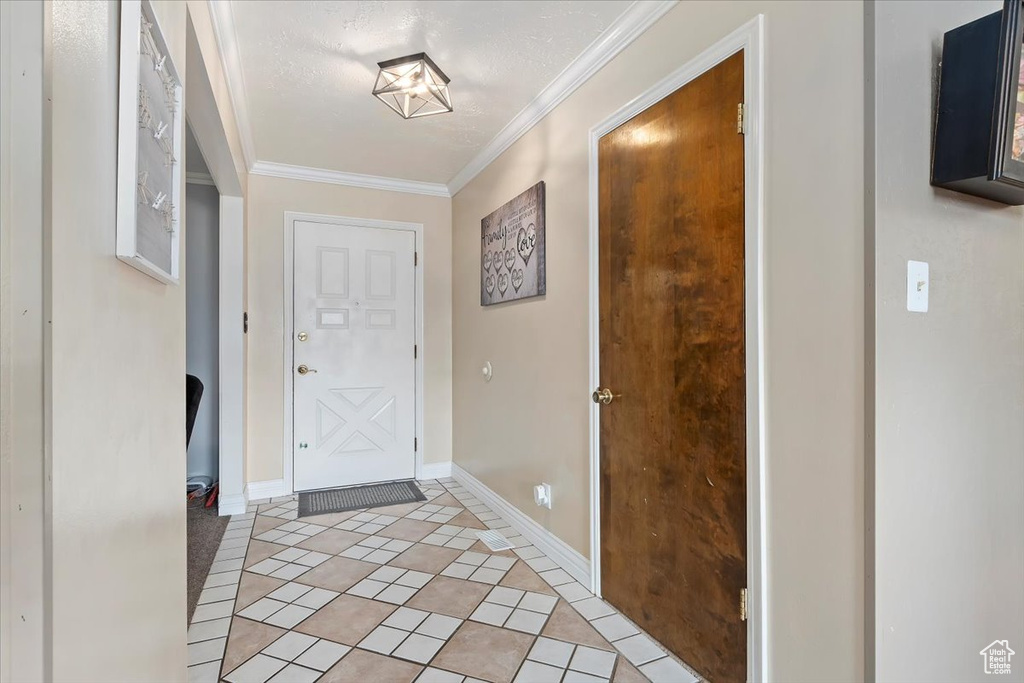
592,387,619,405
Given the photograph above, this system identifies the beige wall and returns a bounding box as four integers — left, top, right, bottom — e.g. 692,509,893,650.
869,2,1024,680
245,175,453,483
47,0,189,679
452,2,864,680
1,1,46,680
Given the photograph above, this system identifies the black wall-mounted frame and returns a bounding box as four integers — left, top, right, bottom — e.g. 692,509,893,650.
932,0,1024,205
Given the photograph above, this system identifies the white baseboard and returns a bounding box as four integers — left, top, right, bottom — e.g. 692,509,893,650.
418,461,453,481
245,478,287,501
218,492,247,516
451,464,591,587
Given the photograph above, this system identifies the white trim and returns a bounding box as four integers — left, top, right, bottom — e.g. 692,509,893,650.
446,0,677,195
451,464,590,587
283,212,426,494
207,0,255,170
218,195,246,517
587,15,767,682
418,462,453,481
252,161,451,198
245,479,288,502
218,493,247,516
186,171,216,186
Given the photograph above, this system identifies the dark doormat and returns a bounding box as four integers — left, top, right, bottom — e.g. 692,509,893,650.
299,480,426,518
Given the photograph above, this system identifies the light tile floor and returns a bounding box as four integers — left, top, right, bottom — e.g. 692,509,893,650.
187,478,701,683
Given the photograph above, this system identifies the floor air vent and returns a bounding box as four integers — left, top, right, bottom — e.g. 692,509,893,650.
476,529,514,551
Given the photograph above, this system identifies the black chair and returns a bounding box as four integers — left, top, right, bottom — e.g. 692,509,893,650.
186,374,204,449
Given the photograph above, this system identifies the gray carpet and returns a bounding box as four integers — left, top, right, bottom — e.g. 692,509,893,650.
187,495,229,623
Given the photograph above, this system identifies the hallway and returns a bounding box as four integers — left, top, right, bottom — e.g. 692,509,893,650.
5,2,1023,681
187,479,697,683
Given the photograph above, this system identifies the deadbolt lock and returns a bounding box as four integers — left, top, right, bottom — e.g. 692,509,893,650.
297,331,308,342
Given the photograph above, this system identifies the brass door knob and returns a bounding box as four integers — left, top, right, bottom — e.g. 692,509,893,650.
297,364,317,375
592,387,617,405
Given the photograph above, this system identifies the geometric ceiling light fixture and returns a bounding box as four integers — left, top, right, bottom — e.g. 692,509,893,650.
372,52,453,119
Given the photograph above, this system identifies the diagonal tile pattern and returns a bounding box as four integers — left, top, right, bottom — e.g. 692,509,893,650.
222,631,350,683
347,565,436,605
237,581,340,629
468,586,557,635
246,547,331,582
253,520,329,547
440,551,517,584
187,479,701,683
338,534,415,564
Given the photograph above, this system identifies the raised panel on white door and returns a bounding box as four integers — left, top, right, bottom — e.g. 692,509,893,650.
316,400,346,448
293,220,415,491
365,309,396,329
317,247,349,298
317,308,350,329
366,250,396,300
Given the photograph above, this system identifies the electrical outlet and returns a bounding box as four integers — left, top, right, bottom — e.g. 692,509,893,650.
534,483,552,509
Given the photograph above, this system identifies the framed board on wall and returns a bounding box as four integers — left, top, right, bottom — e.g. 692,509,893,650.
115,0,182,284
480,181,546,306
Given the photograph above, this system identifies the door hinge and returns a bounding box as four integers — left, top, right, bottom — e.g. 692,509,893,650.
737,103,745,135
740,588,748,621
414,437,418,452
243,312,249,334
414,344,418,359
414,252,418,266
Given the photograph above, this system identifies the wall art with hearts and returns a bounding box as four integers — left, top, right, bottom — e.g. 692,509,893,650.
480,181,546,306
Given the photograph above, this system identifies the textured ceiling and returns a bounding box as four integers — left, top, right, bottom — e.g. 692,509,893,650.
230,0,633,183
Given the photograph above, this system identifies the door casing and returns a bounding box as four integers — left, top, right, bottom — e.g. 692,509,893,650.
283,212,426,494
586,15,767,682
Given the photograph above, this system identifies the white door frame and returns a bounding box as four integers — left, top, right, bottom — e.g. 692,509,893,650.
283,212,425,494
217,195,246,514
587,15,767,681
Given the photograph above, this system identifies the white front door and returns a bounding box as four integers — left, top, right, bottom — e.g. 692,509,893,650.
292,219,416,491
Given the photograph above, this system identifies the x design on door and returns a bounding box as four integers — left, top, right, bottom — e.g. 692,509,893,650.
293,220,416,491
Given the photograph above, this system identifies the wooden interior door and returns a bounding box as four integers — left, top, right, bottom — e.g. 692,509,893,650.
598,51,746,682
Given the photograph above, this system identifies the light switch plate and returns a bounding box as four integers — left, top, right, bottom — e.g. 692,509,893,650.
907,260,929,313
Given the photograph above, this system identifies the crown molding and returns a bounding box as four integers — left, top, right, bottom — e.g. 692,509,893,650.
186,171,216,186
207,0,256,170
206,0,674,196
446,0,677,195
251,161,451,198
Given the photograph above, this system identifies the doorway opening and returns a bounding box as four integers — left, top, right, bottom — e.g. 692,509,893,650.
185,123,221,498
182,6,247,627
587,16,767,683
